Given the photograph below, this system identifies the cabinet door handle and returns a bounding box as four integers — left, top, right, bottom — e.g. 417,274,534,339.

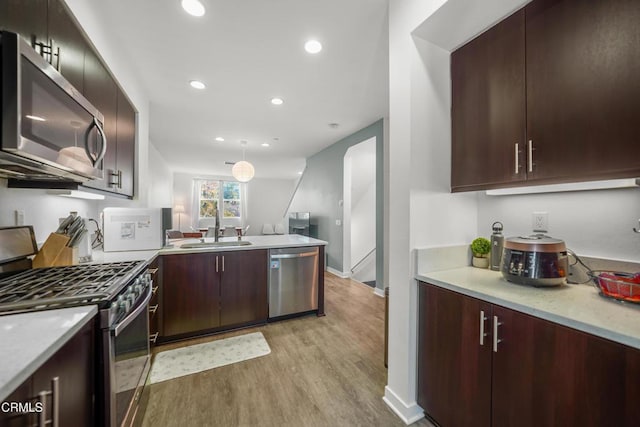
216,256,219,272
493,316,503,352
479,310,488,345
52,377,59,427
149,332,159,344
514,143,520,174
38,377,59,427
222,255,225,272
528,139,534,172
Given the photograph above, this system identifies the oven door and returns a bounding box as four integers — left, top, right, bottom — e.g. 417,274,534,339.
102,284,151,427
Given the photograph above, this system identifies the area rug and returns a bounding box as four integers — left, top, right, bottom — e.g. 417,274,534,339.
149,332,271,384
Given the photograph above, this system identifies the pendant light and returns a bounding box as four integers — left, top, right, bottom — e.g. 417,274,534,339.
232,141,255,182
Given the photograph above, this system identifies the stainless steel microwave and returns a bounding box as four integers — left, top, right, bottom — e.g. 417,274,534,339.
0,31,106,182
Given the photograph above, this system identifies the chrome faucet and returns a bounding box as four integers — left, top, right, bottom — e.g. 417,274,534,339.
214,209,221,242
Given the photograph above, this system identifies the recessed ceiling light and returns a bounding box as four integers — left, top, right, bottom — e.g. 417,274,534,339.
189,80,206,89
215,137,224,142
261,143,270,147
271,97,284,105
181,0,205,17
304,40,322,54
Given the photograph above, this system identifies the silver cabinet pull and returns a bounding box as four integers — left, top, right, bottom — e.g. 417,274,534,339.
479,310,488,345
528,139,534,172
149,332,159,344
38,377,59,427
493,316,503,352
222,255,225,272
52,377,59,427
215,256,219,272
514,143,520,174
38,389,47,427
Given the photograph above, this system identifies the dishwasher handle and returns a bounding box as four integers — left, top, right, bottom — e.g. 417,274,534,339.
271,251,318,259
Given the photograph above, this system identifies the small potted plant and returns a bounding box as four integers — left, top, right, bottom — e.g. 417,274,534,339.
470,237,491,268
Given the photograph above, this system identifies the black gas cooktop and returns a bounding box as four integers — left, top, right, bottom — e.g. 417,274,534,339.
0,260,146,314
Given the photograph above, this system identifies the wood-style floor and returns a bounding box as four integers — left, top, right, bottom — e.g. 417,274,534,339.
141,273,434,427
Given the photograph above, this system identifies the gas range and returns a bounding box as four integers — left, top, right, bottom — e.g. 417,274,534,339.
0,260,147,315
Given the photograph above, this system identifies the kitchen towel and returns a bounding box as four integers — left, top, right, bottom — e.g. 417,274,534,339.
149,332,271,384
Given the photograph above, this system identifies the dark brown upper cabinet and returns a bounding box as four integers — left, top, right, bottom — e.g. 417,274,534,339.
0,0,137,198
0,0,48,51
525,0,640,183
451,0,640,192
451,10,526,192
47,0,87,93
114,89,136,197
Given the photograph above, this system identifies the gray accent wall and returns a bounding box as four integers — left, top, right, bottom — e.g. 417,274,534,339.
289,119,385,292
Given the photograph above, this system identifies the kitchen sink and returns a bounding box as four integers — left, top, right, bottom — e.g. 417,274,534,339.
180,241,253,249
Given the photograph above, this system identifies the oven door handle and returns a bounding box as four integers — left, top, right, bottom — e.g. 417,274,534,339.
112,284,152,337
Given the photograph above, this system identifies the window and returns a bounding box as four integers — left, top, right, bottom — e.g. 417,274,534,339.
195,180,244,228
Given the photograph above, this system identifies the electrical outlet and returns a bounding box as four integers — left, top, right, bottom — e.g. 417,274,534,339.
15,210,25,226
532,211,548,232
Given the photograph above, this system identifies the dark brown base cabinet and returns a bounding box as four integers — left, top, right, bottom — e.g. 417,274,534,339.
0,319,95,427
417,282,640,427
160,250,268,341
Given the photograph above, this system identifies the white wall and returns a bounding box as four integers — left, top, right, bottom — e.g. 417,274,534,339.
346,137,376,282
147,143,173,209
351,183,376,282
477,188,640,262
0,179,99,244
245,177,296,236
386,1,450,423
173,172,295,235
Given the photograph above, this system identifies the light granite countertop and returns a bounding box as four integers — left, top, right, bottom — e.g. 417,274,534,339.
87,234,327,264
416,267,640,350
160,234,327,255
0,305,97,402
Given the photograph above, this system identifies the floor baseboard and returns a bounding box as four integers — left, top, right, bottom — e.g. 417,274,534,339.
327,267,350,278
383,386,425,425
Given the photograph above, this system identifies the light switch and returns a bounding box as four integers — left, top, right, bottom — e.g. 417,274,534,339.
15,210,25,226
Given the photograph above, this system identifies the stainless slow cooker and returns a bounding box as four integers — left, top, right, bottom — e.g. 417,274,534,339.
501,234,568,287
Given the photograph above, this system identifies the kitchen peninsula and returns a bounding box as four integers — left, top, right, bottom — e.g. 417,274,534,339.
151,234,327,343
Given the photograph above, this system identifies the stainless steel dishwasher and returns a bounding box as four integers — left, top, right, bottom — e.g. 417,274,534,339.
269,246,319,317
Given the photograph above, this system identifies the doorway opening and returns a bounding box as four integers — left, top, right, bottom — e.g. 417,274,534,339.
343,137,376,287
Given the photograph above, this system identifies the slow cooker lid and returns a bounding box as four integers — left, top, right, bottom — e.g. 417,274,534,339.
504,233,567,252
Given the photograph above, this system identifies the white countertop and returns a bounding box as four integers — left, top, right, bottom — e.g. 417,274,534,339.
160,234,327,255
416,267,640,350
87,234,327,263
0,305,98,401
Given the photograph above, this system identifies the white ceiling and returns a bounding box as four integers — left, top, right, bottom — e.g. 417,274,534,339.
91,0,389,180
